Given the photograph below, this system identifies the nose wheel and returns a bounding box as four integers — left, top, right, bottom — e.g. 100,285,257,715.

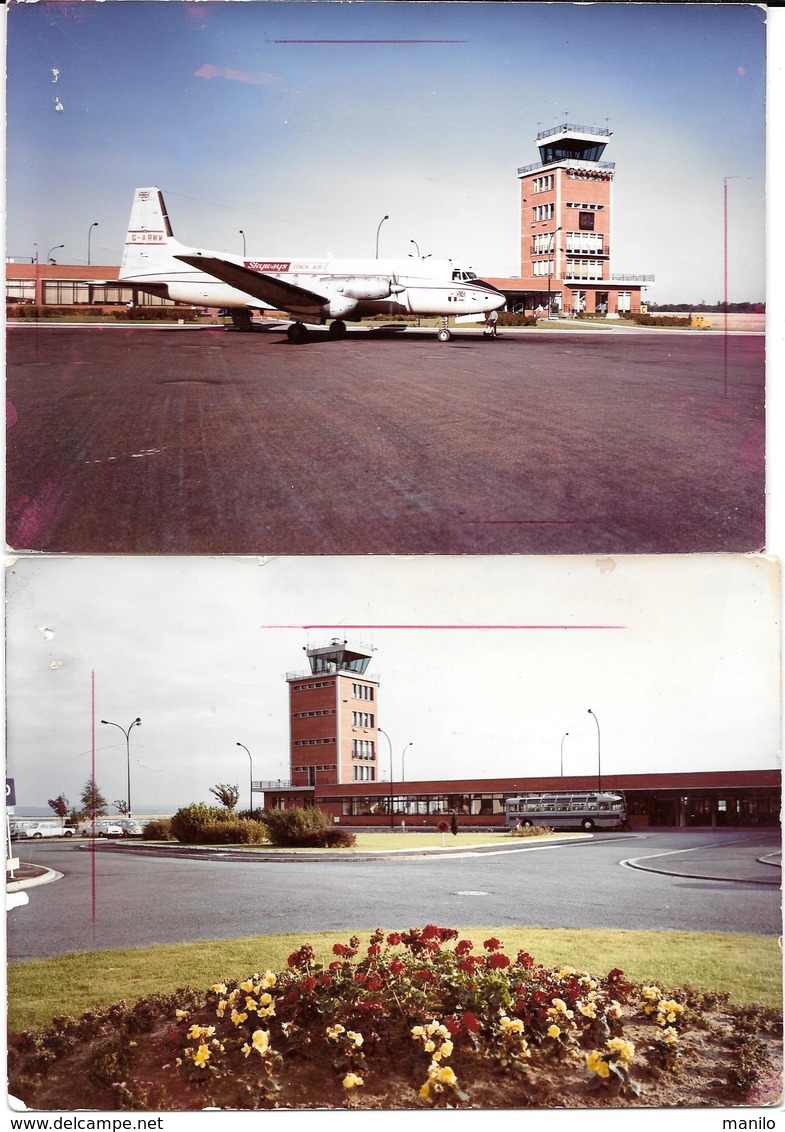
436,317,452,343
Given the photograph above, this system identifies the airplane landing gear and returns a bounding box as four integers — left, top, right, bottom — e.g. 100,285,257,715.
230,309,253,332
287,322,309,344
328,320,347,339
436,316,452,343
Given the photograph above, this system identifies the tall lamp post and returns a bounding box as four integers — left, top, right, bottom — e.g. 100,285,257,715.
560,731,569,777
47,244,64,263
545,226,562,318
378,728,395,829
401,741,413,782
236,742,253,813
375,215,389,259
87,222,98,266
100,716,141,817
587,709,601,791
410,240,420,258
239,230,246,257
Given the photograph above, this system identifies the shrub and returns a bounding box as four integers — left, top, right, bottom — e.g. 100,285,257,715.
497,312,538,327
507,825,553,838
169,803,267,845
261,806,338,847
141,818,173,841
295,828,357,848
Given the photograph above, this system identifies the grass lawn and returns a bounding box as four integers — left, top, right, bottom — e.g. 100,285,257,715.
8,926,781,1033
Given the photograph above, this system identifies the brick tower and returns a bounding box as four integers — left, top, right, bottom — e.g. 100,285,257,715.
286,640,379,788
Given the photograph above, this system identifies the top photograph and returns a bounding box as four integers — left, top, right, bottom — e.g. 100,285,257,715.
5,1,767,556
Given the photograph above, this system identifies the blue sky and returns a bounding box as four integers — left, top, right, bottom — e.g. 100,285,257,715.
6,555,780,813
6,1,768,303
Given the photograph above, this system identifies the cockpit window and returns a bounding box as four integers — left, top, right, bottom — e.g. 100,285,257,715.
451,269,479,282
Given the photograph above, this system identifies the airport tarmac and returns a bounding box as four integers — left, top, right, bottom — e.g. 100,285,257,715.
6,324,764,556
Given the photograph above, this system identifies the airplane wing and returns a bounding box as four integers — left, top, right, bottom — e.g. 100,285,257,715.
174,254,328,316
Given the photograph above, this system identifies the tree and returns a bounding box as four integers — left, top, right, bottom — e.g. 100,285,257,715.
47,793,69,824
113,799,130,816
209,783,240,811
79,779,109,820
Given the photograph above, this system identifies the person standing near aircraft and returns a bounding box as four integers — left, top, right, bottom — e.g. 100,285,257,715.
484,308,499,338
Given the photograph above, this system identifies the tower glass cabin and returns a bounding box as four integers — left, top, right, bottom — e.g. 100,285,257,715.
286,640,379,788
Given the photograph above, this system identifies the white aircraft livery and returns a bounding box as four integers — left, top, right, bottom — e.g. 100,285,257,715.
119,188,506,342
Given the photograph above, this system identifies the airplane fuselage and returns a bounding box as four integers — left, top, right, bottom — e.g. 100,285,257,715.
125,248,500,319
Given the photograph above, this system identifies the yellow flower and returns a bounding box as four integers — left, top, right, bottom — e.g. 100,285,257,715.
437,1066,457,1086
419,1082,431,1099
607,1037,635,1061
240,979,256,993
216,999,227,1018
500,1015,523,1033
251,1029,270,1056
192,1044,210,1069
210,983,227,994
596,1061,610,1078
411,1026,425,1038
343,1073,364,1090
187,1024,215,1040
327,1024,346,1040
424,1039,436,1052
440,1040,454,1058
230,1010,248,1026
660,1026,679,1045
607,1000,622,1018
347,1030,364,1047
261,971,277,988
175,1009,189,1021
578,1001,597,1018
548,1024,561,1039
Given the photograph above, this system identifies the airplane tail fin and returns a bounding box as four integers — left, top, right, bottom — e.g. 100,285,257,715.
119,187,182,279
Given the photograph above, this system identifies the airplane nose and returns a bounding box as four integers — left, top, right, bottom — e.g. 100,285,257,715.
474,279,506,308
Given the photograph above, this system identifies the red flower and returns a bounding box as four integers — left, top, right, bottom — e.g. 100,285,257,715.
488,953,511,970
367,944,381,958
388,960,406,976
415,969,432,982
386,932,402,947
483,937,503,952
459,957,481,974
455,939,474,955
516,950,536,969
462,1012,481,1034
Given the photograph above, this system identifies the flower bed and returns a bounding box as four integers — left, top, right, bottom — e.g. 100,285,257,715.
8,927,782,1111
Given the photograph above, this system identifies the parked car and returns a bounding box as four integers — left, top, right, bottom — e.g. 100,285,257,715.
11,821,75,839
79,820,124,838
117,819,144,837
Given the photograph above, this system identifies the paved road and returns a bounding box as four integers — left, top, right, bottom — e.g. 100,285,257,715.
7,830,780,960
6,326,764,555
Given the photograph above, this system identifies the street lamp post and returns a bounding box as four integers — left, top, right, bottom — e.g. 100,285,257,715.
410,240,420,258
239,230,246,257
375,215,389,259
378,728,395,829
100,717,141,817
237,742,253,813
560,732,569,777
587,709,601,791
402,741,413,782
546,226,562,318
88,222,98,266
47,244,64,263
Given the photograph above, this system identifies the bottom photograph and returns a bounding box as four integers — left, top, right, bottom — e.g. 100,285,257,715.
4,553,782,1117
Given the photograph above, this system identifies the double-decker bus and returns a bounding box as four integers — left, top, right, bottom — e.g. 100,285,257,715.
505,790,627,832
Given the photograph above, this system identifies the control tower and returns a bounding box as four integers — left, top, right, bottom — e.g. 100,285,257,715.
286,639,379,788
518,123,619,316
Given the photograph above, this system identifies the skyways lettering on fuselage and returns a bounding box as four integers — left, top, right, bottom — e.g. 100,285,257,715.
244,261,329,273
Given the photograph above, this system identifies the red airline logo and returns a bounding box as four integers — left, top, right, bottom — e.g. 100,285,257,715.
246,261,291,272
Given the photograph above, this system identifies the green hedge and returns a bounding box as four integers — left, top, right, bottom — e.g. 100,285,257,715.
169,803,267,845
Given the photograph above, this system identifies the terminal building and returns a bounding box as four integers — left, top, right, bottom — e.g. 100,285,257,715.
6,124,651,317
254,641,779,830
